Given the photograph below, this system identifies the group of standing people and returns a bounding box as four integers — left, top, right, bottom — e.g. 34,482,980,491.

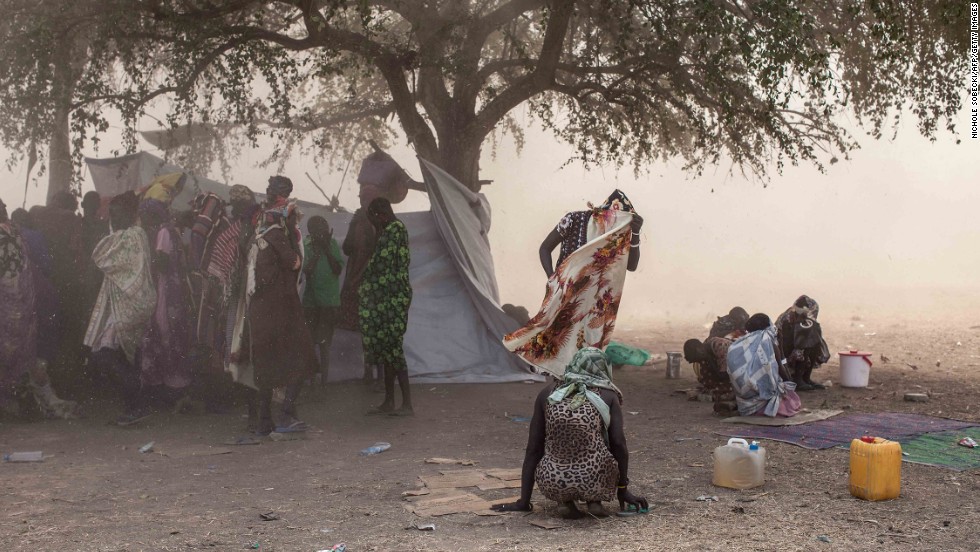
1,152,416,431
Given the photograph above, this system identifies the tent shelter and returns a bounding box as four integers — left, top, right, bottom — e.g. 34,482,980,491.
85,152,541,384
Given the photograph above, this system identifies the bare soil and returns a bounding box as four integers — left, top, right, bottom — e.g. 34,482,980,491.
3,315,979,551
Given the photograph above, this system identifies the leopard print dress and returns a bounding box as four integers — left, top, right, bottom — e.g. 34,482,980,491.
534,397,619,503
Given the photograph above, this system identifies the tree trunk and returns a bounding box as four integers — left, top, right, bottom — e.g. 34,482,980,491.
46,103,73,205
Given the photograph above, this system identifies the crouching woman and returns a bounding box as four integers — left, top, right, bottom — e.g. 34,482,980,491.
492,347,648,518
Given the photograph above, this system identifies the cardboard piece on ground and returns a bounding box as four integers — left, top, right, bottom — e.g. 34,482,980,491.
485,468,522,481
404,488,465,502
529,518,568,530
410,491,491,516
421,472,491,489
477,479,522,491
425,457,477,466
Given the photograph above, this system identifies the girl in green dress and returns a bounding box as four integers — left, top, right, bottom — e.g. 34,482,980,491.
359,198,413,415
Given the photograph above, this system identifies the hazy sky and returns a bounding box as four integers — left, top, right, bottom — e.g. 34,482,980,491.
4,106,978,324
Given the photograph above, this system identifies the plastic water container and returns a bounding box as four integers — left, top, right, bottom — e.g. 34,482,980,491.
712,438,766,489
3,451,43,462
849,436,901,501
665,352,682,378
839,350,873,387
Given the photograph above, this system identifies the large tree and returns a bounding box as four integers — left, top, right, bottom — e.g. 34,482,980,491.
0,0,969,196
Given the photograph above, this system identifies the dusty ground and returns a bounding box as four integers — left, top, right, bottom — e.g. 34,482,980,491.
2,315,979,552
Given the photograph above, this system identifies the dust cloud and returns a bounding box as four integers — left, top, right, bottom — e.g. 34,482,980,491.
4,118,979,327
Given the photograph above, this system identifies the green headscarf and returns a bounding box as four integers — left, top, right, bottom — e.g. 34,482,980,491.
547,347,623,430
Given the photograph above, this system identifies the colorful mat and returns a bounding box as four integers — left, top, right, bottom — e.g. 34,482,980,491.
897,427,980,471
715,412,979,450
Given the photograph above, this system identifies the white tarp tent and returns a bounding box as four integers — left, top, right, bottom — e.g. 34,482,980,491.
85,152,541,384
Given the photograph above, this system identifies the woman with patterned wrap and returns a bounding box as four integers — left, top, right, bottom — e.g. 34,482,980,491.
359,197,413,415
492,347,648,518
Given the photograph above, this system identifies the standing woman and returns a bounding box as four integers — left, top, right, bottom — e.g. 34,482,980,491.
359,198,413,415
245,177,317,434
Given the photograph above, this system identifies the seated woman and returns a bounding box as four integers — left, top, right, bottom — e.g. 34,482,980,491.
726,314,802,418
492,348,648,518
683,337,737,414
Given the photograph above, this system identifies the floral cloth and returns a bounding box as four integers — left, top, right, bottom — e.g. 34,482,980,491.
84,226,156,364
358,220,412,372
504,211,633,376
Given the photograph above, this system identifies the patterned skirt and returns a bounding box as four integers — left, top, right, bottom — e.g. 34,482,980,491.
534,399,619,503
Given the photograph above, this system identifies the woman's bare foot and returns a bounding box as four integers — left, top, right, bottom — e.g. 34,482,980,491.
387,407,414,417
586,501,609,518
557,501,584,519
366,401,395,415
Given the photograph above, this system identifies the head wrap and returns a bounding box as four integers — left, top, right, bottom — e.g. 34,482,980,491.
547,347,623,431
229,184,256,204
267,176,293,198
596,189,635,213
141,173,186,204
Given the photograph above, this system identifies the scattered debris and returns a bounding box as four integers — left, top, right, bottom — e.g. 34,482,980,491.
731,506,745,514
315,545,346,552
864,332,877,336
936,360,941,368
509,416,532,423
958,437,978,449
817,535,831,543
245,543,260,550
822,380,833,389
3,451,44,462
881,355,890,363
360,442,391,456
406,522,436,531
696,495,719,502
139,442,155,454
259,511,279,521
905,363,918,371
674,437,702,442
270,431,305,442
223,436,261,446
904,393,930,403
425,457,476,466
736,492,769,503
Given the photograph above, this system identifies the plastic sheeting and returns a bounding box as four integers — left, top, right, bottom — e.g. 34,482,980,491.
85,153,540,384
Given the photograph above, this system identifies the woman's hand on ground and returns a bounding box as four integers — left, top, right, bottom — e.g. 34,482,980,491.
617,488,649,512
490,499,532,512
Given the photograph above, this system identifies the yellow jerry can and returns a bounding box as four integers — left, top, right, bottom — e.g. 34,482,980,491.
849,436,902,501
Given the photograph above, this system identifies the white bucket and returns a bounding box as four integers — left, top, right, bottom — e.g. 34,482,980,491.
839,351,873,387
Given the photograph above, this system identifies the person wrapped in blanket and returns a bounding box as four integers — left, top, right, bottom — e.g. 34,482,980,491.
538,190,643,277
726,313,802,418
775,295,830,391
492,347,648,518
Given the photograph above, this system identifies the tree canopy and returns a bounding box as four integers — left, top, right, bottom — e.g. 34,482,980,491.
0,0,970,196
